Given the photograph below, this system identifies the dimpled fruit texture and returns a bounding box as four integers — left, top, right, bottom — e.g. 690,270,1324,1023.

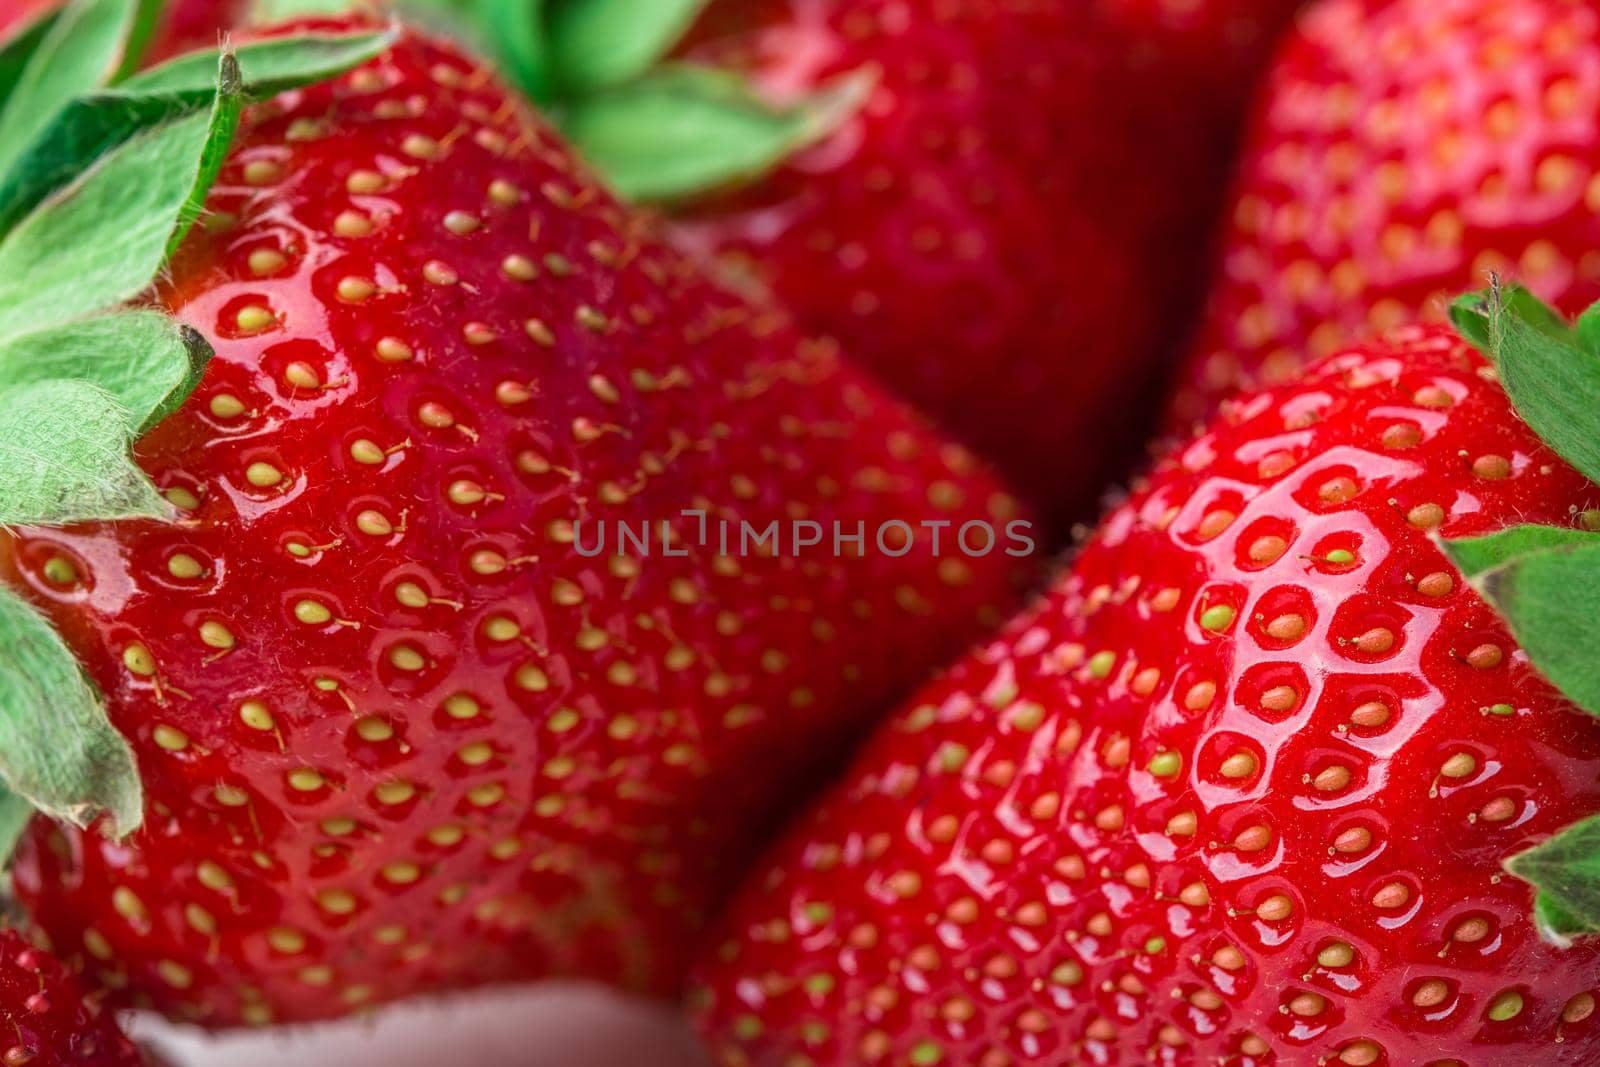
693,325,1600,1066
674,0,1305,531
0,929,144,1067
1168,0,1600,430
0,27,1029,1026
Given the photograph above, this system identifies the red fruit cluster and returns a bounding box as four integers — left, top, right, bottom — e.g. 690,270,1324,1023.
1,26,1026,1026
693,325,1600,1066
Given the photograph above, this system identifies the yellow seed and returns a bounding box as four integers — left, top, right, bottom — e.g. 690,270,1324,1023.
334,210,373,237
123,643,156,675
199,620,235,650
356,509,393,537
247,249,286,276
374,337,413,364
350,439,385,465
235,305,275,332
243,159,282,185
389,644,425,671
382,862,421,884
443,210,479,234
209,394,245,419
443,694,480,720
456,741,493,766
165,486,200,510
287,768,325,792
402,134,440,160
337,276,375,302
1220,751,1258,779
427,824,464,847
469,550,507,575
213,783,249,807
483,616,520,641
317,889,357,915
153,724,189,751
268,927,306,954
375,780,415,805
245,462,283,488
196,860,233,890
1440,752,1477,778
41,555,79,585
239,701,275,731
487,178,520,204
354,717,393,742
394,582,429,608
1317,941,1354,968
501,254,537,281
294,599,332,625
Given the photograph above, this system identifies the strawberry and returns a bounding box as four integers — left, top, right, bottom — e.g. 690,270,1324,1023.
0,16,1030,1028
0,928,146,1067
1167,0,1600,430
394,0,1305,532
690,311,1600,1066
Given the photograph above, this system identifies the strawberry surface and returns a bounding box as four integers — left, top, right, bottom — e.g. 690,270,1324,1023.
1168,0,1600,429
0,929,145,1067
672,0,1305,530
0,23,1029,1026
693,324,1600,1065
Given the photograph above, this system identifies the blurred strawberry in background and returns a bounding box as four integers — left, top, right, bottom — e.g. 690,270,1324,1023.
660,0,1310,533
1168,0,1600,428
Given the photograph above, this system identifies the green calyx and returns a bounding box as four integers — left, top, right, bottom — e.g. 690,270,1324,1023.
1449,279,1600,940
258,0,873,201
0,0,393,846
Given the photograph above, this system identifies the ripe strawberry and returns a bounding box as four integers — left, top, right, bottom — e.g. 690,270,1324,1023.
1168,0,1600,429
691,321,1600,1066
0,928,146,1067
0,20,1030,1027
662,0,1305,530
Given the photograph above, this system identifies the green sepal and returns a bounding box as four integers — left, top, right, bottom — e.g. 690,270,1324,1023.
1506,815,1600,942
0,0,160,180
1449,533,1600,718
0,55,242,338
0,8,62,105
0,28,397,239
0,379,170,526
123,25,399,97
1451,281,1600,485
475,0,550,103
545,0,710,94
0,311,212,435
0,787,36,871
0,585,142,839
1439,524,1600,580
560,63,873,201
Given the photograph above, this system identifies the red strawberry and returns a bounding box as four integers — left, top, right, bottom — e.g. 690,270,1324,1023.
662,0,1305,530
0,20,1030,1027
0,928,146,1067
691,320,1600,1066
1167,0,1600,429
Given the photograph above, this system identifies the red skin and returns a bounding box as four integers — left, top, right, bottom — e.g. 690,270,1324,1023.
0,929,144,1067
692,325,1600,1066
1168,0,1600,430
1,25,1029,1027
673,0,1306,531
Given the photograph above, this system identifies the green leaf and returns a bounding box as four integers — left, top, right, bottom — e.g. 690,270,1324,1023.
0,585,142,838
1577,303,1600,359
249,0,364,19
0,29,396,240
1467,536,1600,718
0,0,154,180
0,56,243,336
546,0,709,93
0,379,169,525
559,63,872,201
123,26,398,97
0,786,36,869
1466,282,1600,486
0,8,62,105
476,0,550,102
0,311,212,434
1440,524,1600,580
1507,814,1600,941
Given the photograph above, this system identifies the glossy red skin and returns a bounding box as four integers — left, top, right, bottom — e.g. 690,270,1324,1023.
0,929,144,1067
673,0,1305,532
1168,0,1600,430
0,26,1030,1027
693,325,1600,1066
